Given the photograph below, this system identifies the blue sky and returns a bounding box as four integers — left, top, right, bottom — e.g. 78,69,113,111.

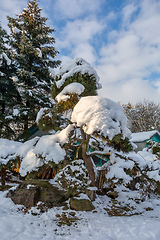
1,0,160,104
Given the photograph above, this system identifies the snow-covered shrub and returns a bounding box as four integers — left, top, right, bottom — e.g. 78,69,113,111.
146,140,160,158
100,151,160,210
15,125,75,177
53,160,90,194
52,57,101,99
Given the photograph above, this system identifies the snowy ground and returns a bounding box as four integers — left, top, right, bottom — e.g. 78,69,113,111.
1,185,160,240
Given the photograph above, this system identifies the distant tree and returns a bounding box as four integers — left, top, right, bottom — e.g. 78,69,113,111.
123,100,160,133
0,25,20,139
7,0,60,139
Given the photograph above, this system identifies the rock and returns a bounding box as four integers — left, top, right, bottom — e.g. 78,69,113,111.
85,189,96,201
7,180,67,209
107,191,118,199
70,198,95,211
7,184,40,208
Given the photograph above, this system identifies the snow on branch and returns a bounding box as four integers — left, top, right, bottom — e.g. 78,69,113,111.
56,82,85,103
55,57,101,89
71,96,131,140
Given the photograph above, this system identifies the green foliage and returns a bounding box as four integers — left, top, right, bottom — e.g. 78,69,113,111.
36,109,55,132
39,60,99,133
146,140,160,158
107,134,133,152
7,0,61,138
37,106,71,132
0,25,20,139
54,160,90,193
52,72,98,99
57,94,79,113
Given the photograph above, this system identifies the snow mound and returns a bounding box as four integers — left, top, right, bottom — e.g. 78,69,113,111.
55,57,101,89
19,125,75,176
71,96,131,140
56,82,85,103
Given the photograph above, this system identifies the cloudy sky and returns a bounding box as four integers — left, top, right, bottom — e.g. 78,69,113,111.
1,0,160,104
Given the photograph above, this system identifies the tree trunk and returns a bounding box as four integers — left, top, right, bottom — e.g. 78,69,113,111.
81,127,95,186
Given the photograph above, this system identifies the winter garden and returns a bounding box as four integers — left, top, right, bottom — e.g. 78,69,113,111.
1,1,160,239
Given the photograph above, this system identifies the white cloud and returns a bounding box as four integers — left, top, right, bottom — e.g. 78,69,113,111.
0,0,26,30
122,3,138,26
56,18,104,64
54,0,102,19
98,77,160,104
97,0,160,103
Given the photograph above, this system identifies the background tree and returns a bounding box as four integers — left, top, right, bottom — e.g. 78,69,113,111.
0,25,20,139
7,0,60,139
123,100,160,133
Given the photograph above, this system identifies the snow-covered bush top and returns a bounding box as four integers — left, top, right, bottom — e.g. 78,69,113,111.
55,82,85,103
71,96,131,140
52,159,90,191
55,57,101,89
17,124,75,176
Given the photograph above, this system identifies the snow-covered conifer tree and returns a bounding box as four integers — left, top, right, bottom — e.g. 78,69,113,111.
0,25,20,139
70,96,132,186
37,58,102,132
7,0,60,139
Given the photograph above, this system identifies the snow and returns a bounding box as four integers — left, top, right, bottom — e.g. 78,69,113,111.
1,53,11,65
71,96,131,139
105,153,134,183
147,170,160,181
137,150,158,162
56,82,85,103
0,135,160,238
19,125,75,176
0,187,160,239
36,107,49,123
131,130,159,142
36,48,42,58
12,27,20,34
0,139,22,165
12,76,19,82
55,57,101,89
13,108,20,116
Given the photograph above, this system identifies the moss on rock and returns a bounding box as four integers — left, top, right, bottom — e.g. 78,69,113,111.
70,197,95,211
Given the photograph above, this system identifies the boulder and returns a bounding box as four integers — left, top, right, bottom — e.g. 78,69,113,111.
7,180,67,209
70,197,95,211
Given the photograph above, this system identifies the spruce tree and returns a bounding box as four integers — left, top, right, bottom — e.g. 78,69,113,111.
0,25,20,139
7,0,60,139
